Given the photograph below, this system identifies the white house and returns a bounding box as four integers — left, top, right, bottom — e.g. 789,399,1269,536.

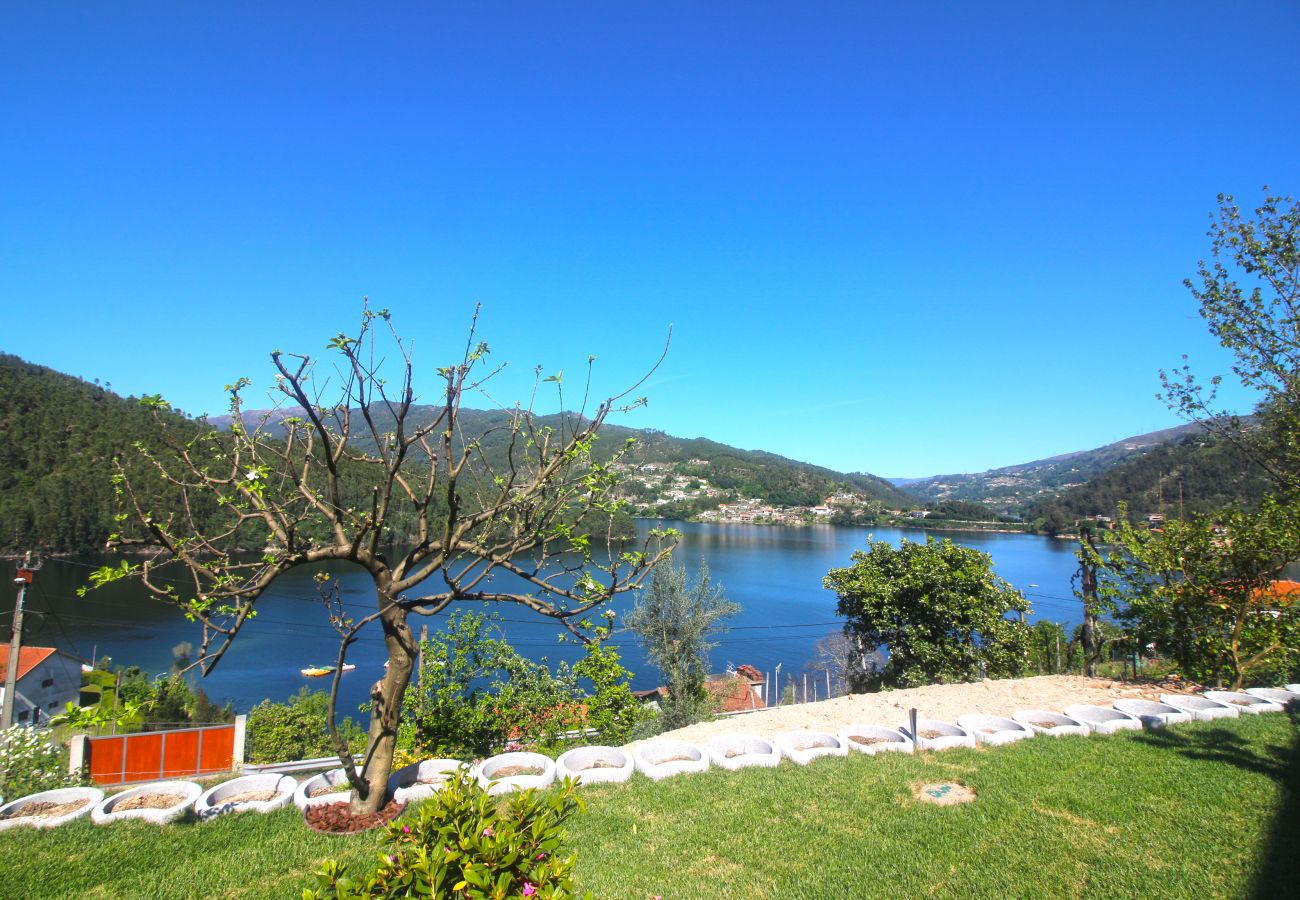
0,646,85,726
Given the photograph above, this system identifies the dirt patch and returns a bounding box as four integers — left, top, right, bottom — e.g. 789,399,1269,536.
650,755,697,764
917,729,946,740
625,675,1178,752
309,783,351,798
304,799,404,834
222,790,280,804
913,782,976,806
489,765,544,779
1,800,89,820
848,735,896,746
113,793,187,812
1029,719,1061,729
577,760,619,770
793,740,834,751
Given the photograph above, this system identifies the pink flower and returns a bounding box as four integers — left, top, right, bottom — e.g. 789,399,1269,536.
481,826,494,837
535,853,545,861
402,825,411,834
522,883,537,897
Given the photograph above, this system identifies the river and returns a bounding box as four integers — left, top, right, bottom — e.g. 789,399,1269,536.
4,523,1084,714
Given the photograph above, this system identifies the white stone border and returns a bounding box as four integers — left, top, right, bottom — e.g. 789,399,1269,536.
194,774,296,820
900,718,975,751
92,781,202,825
1062,705,1142,734
1204,691,1283,714
704,734,782,770
956,714,1034,745
1157,695,1237,721
293,768,353,810
556,746,635,784
474,752,557,796
633,740,710,780
1113,699,1194,729
388,759,468,804
1245,687,1299,705
772,731,848,766
1011,710,1089,737
838,724,912,755
0,787,103,831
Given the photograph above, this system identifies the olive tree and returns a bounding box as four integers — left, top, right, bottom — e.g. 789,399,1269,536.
824,536,1030,691
89,305,675,813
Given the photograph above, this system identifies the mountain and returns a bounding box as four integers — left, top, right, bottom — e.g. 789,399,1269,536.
1026,431,1271,526
212,405,919,511
897,423,1210,516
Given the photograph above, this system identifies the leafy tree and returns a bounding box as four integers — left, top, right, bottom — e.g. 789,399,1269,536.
824,536,1031,691
624,561,739,731
1161,189,1300,495
245,688,366,764
87,305,674,812
1097,500,1300,689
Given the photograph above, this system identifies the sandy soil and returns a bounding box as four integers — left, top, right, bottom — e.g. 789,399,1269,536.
625,675,1186,749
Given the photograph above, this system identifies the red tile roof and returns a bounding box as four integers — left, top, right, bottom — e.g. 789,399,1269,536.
0,646,57,682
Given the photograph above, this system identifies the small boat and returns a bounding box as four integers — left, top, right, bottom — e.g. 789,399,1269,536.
301,664,357,677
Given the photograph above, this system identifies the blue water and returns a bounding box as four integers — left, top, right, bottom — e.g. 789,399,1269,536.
12,523,1085,714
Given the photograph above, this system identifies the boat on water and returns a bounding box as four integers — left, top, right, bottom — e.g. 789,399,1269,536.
300,664,357,677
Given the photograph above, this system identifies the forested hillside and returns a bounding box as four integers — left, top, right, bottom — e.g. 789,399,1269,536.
1026,432,1271,527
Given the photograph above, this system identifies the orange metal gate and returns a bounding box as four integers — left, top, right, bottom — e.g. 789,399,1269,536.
84,722,238,785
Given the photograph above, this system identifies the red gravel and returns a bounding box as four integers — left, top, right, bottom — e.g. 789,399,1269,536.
304,799,404,834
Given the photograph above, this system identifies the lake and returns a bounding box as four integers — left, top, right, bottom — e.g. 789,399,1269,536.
5,522,1085,714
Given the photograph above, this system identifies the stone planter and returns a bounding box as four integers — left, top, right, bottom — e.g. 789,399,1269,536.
704,734,782,770
838,724,912,755
387,759,467,804
900,719,975,751
1204,691,1284,714
0,787,103,831
92,781,202,825
1113,699,1193,729
194,774,296,820
773,730,848,765
293,768,353,810
1011,710,1090,737
632,740,709,781
1245,687,1299,705
956,714,1034,745
474,752,556,796
1286,684,1300,694
1157,694,1238,721
555,746,635,784
1062,705,1142,735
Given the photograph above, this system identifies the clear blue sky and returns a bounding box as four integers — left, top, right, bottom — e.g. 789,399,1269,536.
3,3,1297,477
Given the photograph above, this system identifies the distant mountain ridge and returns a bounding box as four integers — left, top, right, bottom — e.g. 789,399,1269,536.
895,423,1210,515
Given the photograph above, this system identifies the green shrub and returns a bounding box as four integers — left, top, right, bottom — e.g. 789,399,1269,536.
303,775,591,900
246,688,365,764
0,726,79,801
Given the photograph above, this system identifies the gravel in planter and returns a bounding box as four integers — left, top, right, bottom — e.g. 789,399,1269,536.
899,719,976,751
704,734,782,770
772,730,847,765
0,787,104,831
1113,699,1194,729
1204,691,1284,714
1157,694,1238,721
555,746,634,784
632,740,710,781
473,751,556,796
1011,710,1090,737
387,758,468,805
91,781,202,825
956,714,1034,745
195,774,297,820
838,724,912,755
1062,705,1142,734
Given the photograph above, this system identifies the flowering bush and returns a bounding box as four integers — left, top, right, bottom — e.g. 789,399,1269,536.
303,775,591,900
0,726,79,802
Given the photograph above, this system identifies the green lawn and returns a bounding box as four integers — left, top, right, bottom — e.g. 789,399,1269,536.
2,713,1295,899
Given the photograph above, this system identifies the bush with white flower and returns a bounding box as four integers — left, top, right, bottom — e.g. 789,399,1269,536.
0,725,79,802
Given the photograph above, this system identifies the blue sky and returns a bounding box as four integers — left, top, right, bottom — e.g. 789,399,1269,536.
3,3,1297,477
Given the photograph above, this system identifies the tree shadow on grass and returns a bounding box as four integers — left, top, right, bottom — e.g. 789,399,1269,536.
1249,708,1300,899
1129,712,1293,781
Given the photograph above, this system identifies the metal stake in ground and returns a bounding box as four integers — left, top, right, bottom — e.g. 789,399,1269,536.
909,707,919,751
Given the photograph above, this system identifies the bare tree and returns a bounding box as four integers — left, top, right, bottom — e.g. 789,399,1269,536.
91,304,675,813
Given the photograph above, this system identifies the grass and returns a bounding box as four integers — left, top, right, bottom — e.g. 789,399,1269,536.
0,713,1294,898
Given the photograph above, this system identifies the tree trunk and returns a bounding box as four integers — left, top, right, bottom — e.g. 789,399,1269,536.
351,597,417,815
1078,543,1102,677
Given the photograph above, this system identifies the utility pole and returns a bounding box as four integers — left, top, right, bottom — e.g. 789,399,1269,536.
2,552,41,730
